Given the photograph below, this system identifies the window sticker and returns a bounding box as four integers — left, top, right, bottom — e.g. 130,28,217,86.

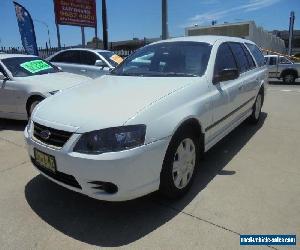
20,60,52,74
110,54,123,64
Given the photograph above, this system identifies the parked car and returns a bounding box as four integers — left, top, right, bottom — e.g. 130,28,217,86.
47,48,123,79
25,36,267,201
264,55,300,84
0,54,89,120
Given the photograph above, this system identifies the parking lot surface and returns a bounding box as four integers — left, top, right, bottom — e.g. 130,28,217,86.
0,82,299,250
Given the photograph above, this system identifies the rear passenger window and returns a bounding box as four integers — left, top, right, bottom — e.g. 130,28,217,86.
228,42,250,73
246,43,265,67
50,51,80,64
241,44,256,69
214,43,237,76
80,51,99,65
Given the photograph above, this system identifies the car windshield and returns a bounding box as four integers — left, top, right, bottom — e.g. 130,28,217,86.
111,41,212,77
2,57,59,77
98,52,123,67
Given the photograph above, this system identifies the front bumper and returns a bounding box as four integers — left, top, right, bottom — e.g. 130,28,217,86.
24,126,170,201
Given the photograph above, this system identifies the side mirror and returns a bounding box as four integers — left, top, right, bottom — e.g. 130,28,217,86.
213,68,239,84
95,60,106,68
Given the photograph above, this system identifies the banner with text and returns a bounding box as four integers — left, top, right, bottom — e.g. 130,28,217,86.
54,0,97,27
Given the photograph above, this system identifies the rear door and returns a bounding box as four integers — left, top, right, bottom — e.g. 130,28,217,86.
207,42,240,139
228,42,257,112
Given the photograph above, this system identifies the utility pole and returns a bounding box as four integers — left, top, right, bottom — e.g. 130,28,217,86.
102,0,108,50
162,0,168,40
56,23,61,49
288,11,295,56
81,26,85,47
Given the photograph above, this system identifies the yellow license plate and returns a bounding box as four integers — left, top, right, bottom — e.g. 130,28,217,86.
34,149,56,173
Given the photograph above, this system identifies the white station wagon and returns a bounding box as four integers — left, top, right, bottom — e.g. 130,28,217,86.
25,36,267,201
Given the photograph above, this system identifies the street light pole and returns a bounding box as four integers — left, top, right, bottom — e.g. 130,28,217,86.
102,0,108,50
288,11,295,56
34,19,52,48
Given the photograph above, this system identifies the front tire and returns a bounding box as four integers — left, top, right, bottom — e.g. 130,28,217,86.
160,128,200,199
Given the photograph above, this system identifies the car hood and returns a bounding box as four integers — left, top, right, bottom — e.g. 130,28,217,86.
15,72,89,91
33,75,199,132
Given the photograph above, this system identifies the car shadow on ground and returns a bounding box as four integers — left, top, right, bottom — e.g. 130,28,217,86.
268,80,300,86
24,113,267,247
0,119,27,131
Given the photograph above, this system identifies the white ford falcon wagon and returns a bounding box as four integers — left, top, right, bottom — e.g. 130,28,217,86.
24,36,267,201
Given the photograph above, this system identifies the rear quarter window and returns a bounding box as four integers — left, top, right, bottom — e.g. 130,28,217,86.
245,43,265,67
228,42,250,73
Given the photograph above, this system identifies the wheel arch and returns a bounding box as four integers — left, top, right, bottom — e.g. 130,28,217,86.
170,117,205,152
26,94,45,115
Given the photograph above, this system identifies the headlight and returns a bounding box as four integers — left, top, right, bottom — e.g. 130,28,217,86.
73,125,146,154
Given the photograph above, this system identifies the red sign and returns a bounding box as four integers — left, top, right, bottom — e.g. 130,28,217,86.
54,0,97,27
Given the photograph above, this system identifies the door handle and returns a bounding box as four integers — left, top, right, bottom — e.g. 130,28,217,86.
80,69,87,72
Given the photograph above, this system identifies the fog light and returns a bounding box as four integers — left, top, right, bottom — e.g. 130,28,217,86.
89,181,118,194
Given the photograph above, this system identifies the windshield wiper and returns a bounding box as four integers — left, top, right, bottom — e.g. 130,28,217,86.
162,72,199,77
110,72,147,76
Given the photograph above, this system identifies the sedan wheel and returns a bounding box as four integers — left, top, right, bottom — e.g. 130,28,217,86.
160,128,200,199
172,138,196,189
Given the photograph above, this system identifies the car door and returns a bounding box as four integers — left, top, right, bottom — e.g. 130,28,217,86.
79,51,108,78
228,42,257,114
265,56,278,78
49,50,82,75
207,42,241,141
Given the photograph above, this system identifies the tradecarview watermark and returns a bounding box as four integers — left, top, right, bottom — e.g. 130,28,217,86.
240,235,296,246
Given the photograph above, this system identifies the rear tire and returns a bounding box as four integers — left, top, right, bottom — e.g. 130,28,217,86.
248,91,263,124
283,74,296,84
159,128,200,199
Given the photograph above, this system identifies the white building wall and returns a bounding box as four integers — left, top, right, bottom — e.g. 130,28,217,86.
186,21,286,53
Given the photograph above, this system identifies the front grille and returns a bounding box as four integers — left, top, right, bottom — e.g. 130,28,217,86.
33,122,73,148
31,157,82,189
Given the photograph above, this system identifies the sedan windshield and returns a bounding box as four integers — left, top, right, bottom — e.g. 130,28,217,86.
2,57,59,77
98,52,122,67
111,41,212,77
